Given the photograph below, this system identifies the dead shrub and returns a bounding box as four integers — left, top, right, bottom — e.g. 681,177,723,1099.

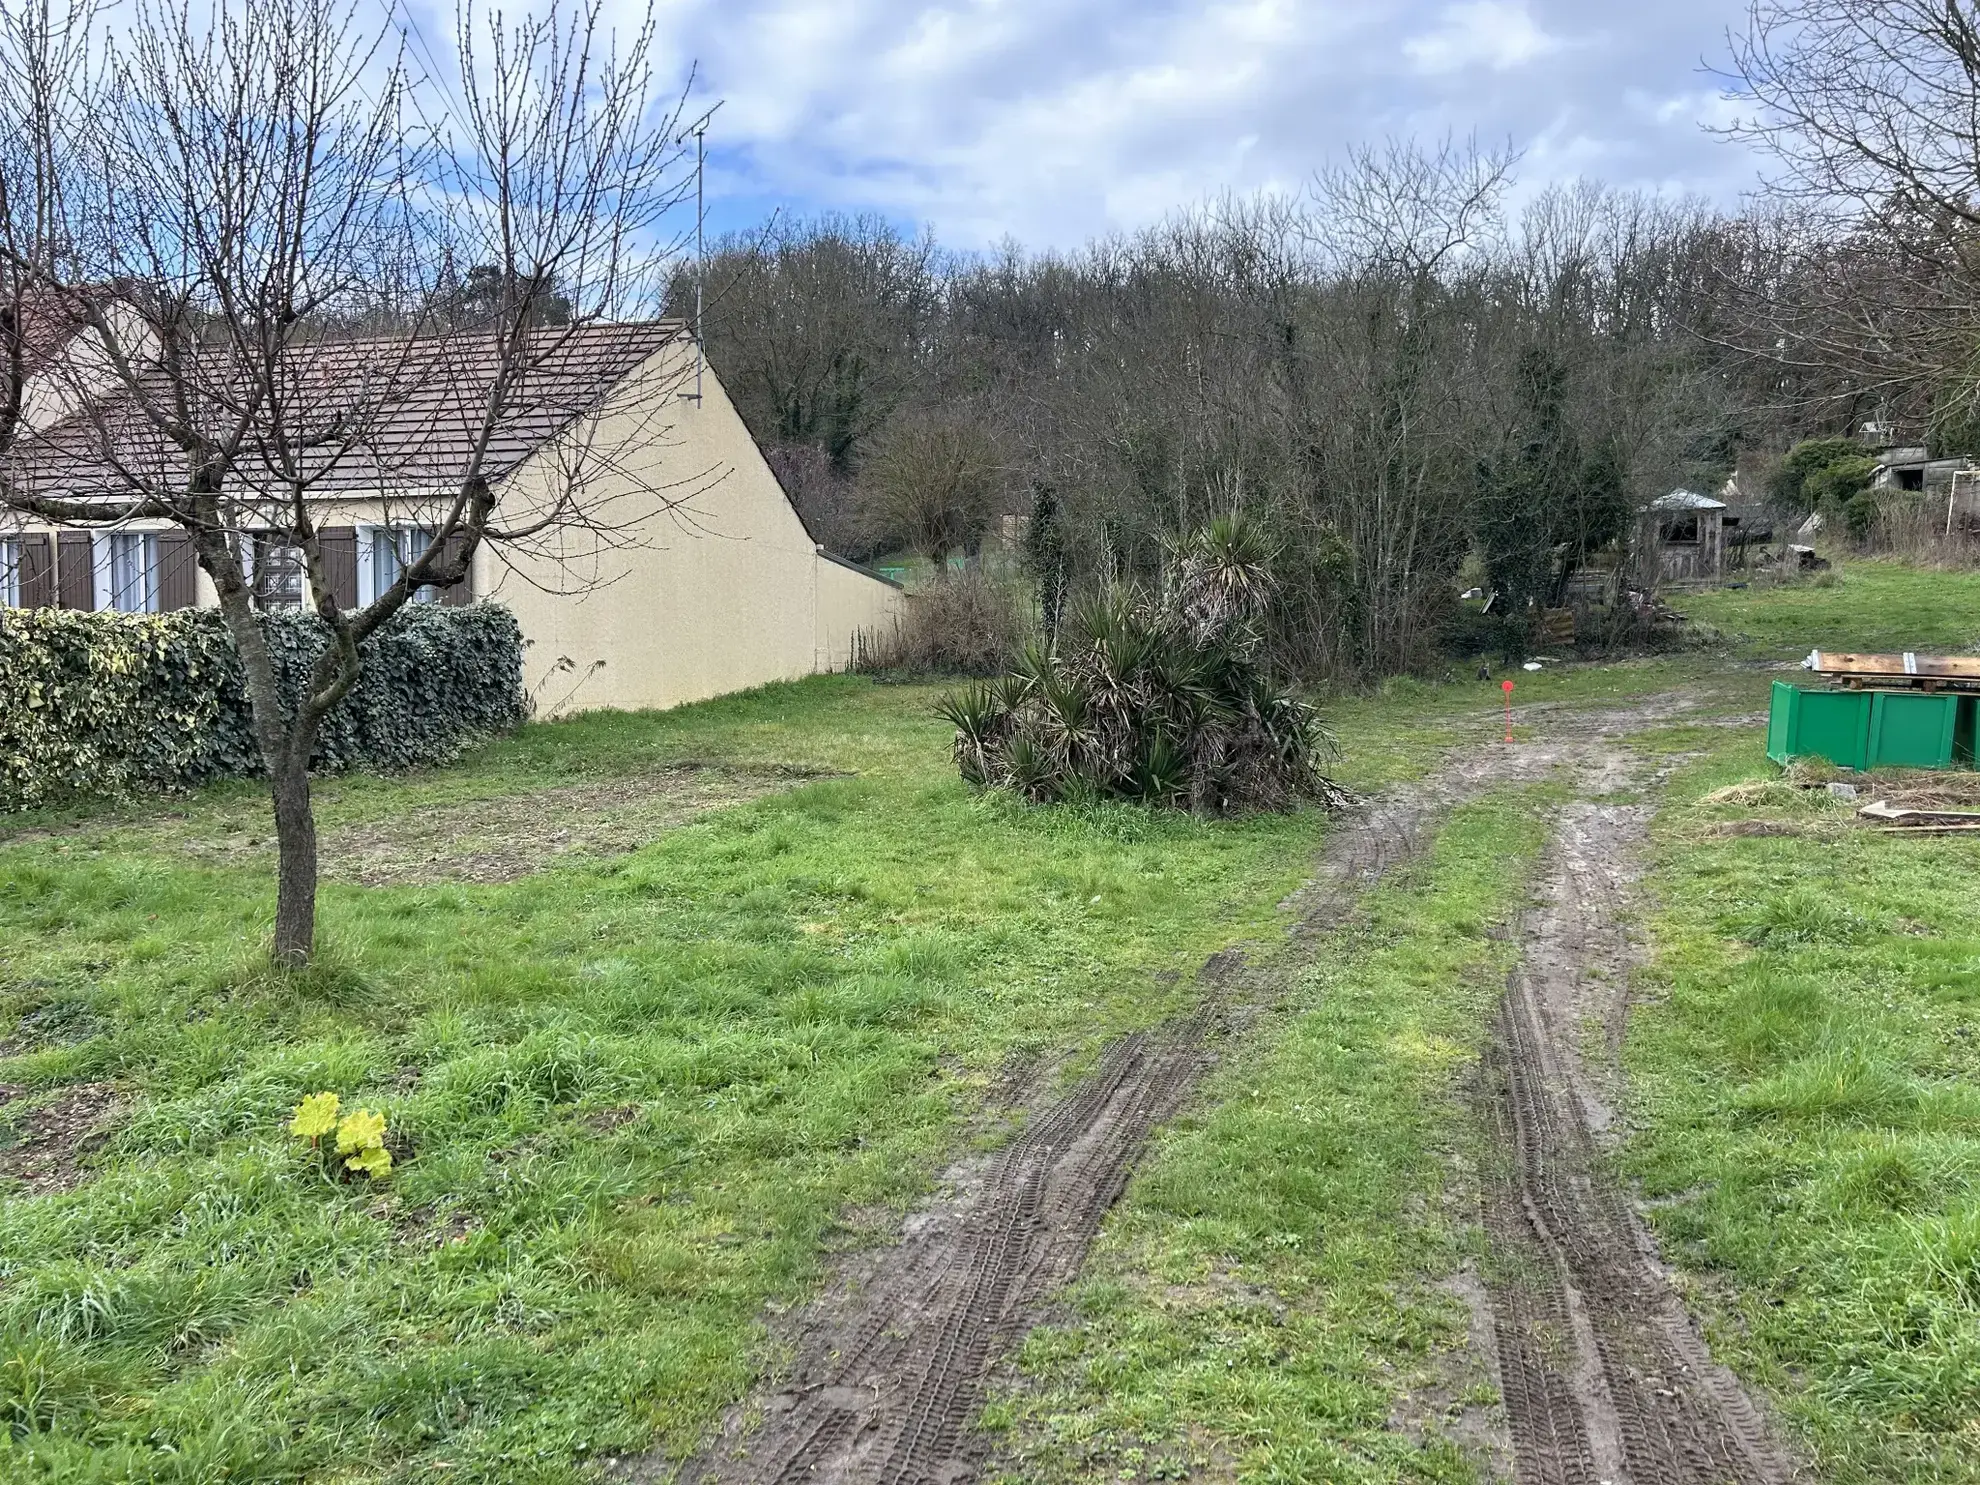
864,572,1028,677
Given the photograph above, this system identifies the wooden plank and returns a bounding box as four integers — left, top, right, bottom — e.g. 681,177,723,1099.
1809,650,1980,679
1859,801,1980,824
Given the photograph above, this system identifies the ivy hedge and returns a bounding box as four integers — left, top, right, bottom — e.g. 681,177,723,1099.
0,604,528,811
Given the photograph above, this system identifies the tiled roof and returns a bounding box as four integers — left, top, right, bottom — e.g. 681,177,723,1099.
12,318,688,498
5,289,92,379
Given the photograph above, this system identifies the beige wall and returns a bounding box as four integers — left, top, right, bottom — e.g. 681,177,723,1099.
816,553,906,672
484,339,905,713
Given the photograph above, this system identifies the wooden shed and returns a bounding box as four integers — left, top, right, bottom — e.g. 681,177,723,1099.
1638,490,1726,586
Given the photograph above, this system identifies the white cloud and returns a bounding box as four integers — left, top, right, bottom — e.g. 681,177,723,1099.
543,0,1765,248
1403,1,1565,75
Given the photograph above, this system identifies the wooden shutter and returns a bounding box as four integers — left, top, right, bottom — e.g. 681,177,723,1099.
439,532,473,606
56,532,94,609
17,534,54,607
318,527,358,609
157,532,199,611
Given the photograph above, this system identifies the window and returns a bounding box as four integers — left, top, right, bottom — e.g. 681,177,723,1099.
359,525,437,604
97,532,160,612
1898,468,1925,492
1659,514,1700,545
0,539,16,607
249,535,306,609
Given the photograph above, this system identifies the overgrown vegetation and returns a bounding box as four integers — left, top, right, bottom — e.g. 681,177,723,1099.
0,605,527,812
942,521,1347,812
864,570,1029,677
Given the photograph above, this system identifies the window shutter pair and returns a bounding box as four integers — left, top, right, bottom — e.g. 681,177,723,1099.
315,527,469,608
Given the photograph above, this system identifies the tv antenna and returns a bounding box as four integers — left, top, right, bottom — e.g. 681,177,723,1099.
680,102,721,404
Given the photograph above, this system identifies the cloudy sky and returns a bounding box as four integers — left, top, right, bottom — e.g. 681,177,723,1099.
606,0,1763,249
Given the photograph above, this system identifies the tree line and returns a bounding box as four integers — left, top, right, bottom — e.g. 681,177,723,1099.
681,3,1980,677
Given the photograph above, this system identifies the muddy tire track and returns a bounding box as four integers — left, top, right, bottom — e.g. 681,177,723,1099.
657,695,1701,1485
1481,787,1797,1485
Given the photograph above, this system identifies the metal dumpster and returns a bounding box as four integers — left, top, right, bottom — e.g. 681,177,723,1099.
1867,689,1974,769
1767,681,1874,769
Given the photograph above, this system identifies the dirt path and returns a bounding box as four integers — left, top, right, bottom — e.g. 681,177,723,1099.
1478,765,1798,1485
655,694,1733,1485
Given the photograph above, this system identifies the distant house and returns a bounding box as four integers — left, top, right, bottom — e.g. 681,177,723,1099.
1871,446,1969,495
1638,490,1727,585
0,307,905,714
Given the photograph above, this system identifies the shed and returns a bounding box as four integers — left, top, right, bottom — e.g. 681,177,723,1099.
1639,490,1726,585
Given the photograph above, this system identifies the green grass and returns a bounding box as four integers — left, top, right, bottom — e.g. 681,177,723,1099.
1622,721,1980,1483
4,557,1978,1484
1678,561,1980,660
0,676,1322,1482
986,793,1550,1485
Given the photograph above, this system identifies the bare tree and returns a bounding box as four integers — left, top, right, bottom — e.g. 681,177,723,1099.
857,410,1004,575
1719,2,1980,421
1,0,699,964
683,215,942,471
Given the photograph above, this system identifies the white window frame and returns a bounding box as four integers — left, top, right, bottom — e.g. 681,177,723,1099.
356,523,438,605
92,531,160,613
0,538,18,608
246,533,307,609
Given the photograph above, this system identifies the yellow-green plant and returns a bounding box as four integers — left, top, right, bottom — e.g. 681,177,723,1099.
288,1091,394,1179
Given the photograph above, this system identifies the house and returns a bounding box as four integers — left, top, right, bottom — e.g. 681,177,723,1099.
1638,489,1727,585
1870,446,1971,496
0,309,906,714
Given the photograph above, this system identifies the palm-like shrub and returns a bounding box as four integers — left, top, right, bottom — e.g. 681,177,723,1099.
939,519,1349,814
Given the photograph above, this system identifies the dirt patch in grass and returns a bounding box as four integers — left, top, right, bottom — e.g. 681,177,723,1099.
1479,784,1796,1485
0,1082,121,1194
172,763,833,884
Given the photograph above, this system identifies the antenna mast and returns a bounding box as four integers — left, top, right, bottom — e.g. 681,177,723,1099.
694,118,705,404
676,102,720,405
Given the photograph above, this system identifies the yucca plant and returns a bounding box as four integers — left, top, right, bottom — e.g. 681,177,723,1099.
939,517,1349,815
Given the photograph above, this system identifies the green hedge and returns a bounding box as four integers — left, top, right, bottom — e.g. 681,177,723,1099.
0,605,528,811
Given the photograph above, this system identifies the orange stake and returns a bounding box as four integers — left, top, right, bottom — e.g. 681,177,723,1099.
1501,678,1515,742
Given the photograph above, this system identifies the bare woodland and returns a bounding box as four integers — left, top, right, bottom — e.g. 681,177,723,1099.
685,5,1980,675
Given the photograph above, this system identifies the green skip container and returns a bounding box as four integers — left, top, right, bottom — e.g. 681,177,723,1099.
1767,681,1975,770
1868,689,1974,768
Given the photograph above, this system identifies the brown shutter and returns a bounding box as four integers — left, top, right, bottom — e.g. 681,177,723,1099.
17,534,54,607
439,532,473,605
56,532,94,610
318,526,358,609
157,532,199,611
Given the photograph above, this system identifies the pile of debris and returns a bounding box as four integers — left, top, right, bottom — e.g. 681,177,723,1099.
1754,543,1829,573
1856,799,1980,834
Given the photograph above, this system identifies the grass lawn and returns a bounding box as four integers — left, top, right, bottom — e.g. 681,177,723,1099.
983,561,1980,1485
1619,562,1980,1482
1622,734,1980,1482
0,677,1321,1482
3,559,1978,1484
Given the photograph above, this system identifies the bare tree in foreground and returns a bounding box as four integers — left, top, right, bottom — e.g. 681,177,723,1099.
0,0,700,964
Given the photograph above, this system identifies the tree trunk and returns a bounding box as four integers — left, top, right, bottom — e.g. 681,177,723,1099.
270,754,318,967
212,578,326,966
